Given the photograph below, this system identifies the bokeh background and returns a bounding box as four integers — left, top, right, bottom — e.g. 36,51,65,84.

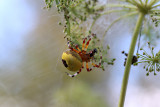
0,0,160,107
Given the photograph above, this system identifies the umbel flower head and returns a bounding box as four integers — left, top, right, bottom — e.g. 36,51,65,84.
151,11,160,27
135,42,160,76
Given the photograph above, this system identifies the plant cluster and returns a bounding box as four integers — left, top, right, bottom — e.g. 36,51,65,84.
136,42,160,76
45,0,104,37
151,11,160,27
45,0,115,70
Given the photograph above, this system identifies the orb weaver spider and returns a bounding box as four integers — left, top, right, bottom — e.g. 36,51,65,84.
62,36,102,77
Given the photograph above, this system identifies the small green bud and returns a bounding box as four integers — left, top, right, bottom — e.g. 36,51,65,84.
154,72,157,75
149,68,153,72
58,22,62,25
143,66,145,69
112,58,116,61
107,45,110,49
133,63,138,66
146,68,148,71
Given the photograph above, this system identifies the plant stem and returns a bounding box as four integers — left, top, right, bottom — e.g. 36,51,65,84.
118,12,145,107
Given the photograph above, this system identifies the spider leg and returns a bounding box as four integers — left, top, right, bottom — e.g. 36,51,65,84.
67,41,80,53
82,38,87,51
65,68,82,77
92,56,102,68
84,38,91,51
86,62,92,72
75,44,81,51
91,48,102,68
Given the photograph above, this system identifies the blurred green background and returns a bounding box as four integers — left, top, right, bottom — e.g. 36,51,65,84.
0,0,160,107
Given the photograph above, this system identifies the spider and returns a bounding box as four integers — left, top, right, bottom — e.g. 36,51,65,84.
62,36,102,77
122,51,138,66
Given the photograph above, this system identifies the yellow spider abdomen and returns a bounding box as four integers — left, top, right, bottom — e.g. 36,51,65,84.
62,49,82,72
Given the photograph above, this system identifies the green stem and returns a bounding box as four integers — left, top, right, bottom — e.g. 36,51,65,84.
118,12,145,107
104,4,137,9
148,0,158,8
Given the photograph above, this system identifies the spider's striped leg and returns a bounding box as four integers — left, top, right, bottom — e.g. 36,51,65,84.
86,62,92,72
65,68,82,78
82,38,87,51
92,48,102,68
67,41,80,53
75,44,81,51
84,38,91,51
92,56,102,68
